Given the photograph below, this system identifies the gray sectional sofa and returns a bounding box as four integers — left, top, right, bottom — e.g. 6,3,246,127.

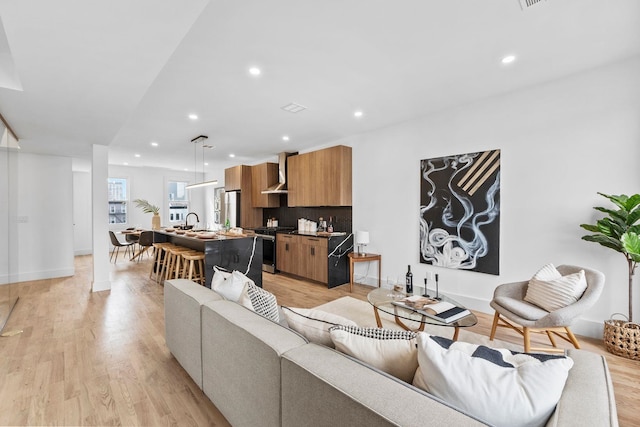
164,279,618,427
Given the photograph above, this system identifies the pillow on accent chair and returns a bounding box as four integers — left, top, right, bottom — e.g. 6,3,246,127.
329,325,418,383
281,307,357,347
524,263,588,312
412,333,573,427
211,268,253,302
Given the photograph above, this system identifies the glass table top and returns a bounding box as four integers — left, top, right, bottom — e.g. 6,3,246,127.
367,286,478,328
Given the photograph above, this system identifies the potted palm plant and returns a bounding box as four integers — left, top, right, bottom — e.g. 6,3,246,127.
133,199,161,230
580,192,640,359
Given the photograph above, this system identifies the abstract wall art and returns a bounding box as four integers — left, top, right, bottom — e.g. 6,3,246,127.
419,149,501,275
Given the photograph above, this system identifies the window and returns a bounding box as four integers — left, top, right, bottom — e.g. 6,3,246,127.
108,177,128,224
168,181,189,223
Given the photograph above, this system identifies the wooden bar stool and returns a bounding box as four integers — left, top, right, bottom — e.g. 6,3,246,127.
181,252,206,286
159,244,185,284
150,242,173,283
165,247,197,282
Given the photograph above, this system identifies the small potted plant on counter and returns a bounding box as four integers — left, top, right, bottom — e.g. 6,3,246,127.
133,199,161,230
580,192,640,360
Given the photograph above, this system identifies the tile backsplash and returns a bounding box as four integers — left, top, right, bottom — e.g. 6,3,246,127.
263,205,352,233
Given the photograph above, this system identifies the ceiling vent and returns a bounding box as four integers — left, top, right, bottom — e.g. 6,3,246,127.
281,103,307,113
519,0,546,9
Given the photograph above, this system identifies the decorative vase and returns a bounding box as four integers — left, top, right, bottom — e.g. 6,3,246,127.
152,213,161,230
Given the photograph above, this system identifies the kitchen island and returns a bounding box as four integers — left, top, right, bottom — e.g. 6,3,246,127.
153,230,263,288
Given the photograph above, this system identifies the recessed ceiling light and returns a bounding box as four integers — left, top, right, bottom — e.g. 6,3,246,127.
282,135,290,141
204,162,209,166
150,141,158,147
354,110,364,118
501,55,516,64
134,154,141,158
249,67,261,76
184,168,188,171
188,114,198,120
123,162,128,166
229,153,235,158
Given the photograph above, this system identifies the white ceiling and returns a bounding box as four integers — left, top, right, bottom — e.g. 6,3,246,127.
1,0,639,173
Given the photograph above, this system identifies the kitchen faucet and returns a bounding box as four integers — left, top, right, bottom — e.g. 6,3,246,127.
185,212,199,229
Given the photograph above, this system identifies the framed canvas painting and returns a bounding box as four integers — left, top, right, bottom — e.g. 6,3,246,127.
419,149,500,275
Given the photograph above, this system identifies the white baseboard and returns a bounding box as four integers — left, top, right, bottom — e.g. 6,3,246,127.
92,280,111,292
352,281,605,340
446,291,603,340
74,249,93,256
1,268,75,284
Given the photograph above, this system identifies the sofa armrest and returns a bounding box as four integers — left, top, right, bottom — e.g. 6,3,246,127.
546,349,618,427
164,279,222,388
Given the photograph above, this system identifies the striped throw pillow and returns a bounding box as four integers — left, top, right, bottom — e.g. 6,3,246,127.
524,264,587,312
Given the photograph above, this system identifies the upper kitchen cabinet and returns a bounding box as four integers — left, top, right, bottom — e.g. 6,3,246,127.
251,162,280,208
224,165,242,191
288,145,352,207
223,165,262,228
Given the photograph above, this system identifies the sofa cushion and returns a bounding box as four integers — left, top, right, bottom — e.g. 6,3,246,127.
525,264,587,312
282,307,357,348
413,333,574,427
211,268,253,302
329,325,418,383
240,281,280,323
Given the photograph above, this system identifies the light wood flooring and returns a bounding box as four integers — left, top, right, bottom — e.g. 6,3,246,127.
0,254,637,426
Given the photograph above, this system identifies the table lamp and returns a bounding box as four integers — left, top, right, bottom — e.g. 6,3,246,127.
355,230,370,255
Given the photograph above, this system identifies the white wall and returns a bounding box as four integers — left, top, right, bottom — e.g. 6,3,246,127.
73,171,92,255
341,57,640,338
12,152,75,282
107,165,209,231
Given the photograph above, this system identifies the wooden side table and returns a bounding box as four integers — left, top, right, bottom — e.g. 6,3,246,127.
348,252,381,292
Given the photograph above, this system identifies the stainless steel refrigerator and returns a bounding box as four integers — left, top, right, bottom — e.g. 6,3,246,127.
224,191,241,228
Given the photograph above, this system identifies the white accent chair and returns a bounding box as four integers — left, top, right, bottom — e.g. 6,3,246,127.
489,264,605,353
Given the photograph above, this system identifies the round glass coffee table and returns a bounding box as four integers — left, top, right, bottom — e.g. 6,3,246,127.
367,287,477,341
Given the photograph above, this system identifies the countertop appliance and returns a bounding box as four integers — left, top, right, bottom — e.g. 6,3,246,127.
252,226,295,273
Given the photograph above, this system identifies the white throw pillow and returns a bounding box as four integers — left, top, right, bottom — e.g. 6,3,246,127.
412,333,573,427
282,307,357,347
211,268,253,302
330,325,418,383
524,264,588,312
239,281,280,323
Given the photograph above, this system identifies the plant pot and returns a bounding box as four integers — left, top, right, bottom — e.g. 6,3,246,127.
603,314,640,360
152,213,161,230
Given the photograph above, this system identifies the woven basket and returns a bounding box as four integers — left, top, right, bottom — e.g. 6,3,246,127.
603,313,640,360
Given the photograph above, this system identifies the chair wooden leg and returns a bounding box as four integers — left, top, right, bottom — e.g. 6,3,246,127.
489,311,500,341
565,327,581,349
523,327,531,353
546,330,558,348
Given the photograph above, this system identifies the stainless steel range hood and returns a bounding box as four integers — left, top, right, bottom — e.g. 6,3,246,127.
261,152,297,194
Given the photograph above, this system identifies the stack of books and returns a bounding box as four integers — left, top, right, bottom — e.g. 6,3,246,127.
392,295,471,323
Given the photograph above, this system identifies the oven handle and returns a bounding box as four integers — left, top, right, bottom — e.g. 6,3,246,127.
257,234,275,241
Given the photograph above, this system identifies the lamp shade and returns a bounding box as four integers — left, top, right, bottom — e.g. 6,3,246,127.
355,230,370,245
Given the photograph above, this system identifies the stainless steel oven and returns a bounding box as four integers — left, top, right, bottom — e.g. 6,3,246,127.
253,227,294,274
260,234,276,273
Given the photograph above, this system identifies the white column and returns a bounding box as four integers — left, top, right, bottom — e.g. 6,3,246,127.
91,144,110,292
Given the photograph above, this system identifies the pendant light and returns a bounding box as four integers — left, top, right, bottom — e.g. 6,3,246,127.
186,135,218,190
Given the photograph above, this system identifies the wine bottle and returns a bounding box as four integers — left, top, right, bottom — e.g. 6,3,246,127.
405,265,413,294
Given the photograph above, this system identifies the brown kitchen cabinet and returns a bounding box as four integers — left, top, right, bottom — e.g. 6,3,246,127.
288,145,352,207
300,236,328,283
224,165,262,228
251,162,280,208
276,233,328,283
224,166,242,191
276,234,301,276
